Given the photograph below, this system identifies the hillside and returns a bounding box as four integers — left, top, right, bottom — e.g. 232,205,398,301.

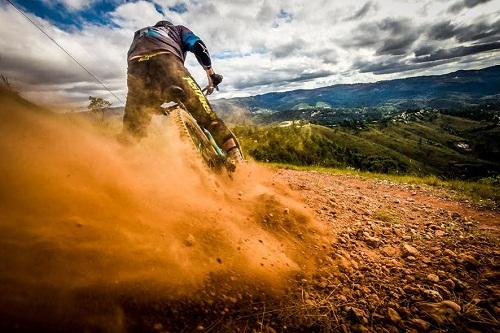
234,112,500,179
213,65,500,115
0,85,46,113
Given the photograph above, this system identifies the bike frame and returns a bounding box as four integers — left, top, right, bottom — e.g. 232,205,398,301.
160,85,227,161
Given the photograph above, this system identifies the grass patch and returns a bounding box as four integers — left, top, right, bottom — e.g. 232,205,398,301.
234,121,499,179
373,209,399,224
264,162,500,210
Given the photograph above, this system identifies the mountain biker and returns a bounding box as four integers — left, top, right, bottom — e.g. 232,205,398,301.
121,20,244,166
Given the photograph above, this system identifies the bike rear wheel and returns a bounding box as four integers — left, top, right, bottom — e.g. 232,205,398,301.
170,108,226,171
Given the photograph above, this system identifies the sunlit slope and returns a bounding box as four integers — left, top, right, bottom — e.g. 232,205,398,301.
234,114,500,178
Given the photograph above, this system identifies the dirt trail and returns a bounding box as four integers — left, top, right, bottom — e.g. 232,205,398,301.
269,169,499,333
277,169,499,234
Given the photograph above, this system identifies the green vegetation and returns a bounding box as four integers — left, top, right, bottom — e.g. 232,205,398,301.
88,96,111,121
233,112,499,179
235,123,412,174
373,209,399,224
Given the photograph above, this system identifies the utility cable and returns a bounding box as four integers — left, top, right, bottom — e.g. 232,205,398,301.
4,0,124,104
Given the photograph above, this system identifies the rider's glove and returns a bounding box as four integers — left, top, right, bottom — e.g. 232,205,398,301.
210,73,223,88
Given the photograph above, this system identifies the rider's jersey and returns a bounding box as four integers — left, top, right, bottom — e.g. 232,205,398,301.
127,21,211,68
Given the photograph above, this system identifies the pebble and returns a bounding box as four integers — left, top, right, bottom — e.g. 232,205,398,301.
184,234,196,247
442,279,455,290
402,243,419,257
387,307,401,324
346,307,368,324
435,230,445,237
422,289,443,302
427,273,440,283
417,301,461,325
409,318,430,330
457,253,480,268
364,236,381,248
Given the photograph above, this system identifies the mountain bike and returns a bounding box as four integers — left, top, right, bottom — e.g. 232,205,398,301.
158,84,239,173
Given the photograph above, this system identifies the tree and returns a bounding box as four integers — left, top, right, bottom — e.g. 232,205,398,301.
0,74,14,92
88,96,111,121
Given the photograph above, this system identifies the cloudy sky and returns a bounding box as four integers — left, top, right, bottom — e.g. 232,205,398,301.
0,0,499,108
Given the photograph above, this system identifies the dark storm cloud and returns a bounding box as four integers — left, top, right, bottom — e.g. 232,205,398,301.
414,45,436,57
0,50,121,89
349,15,499,59
341,19,395,49
0,53,89,85
232,69,334,89
378,18,409,34
344,11,500,77
344,1,375,21
448,0,493,14
232,76,282,90
376,31,420,55
428,21,457,40
271,38,337,64
454,20,500,43
64,83,116,94
351,12,500,76
357,40,499,76
354,57,453,75
340,22,380,48
288,70,334,83
413,42,500,62
344,18,421,55
427,19,500,43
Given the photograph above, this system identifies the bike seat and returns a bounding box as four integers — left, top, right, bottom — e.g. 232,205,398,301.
166,85,186,101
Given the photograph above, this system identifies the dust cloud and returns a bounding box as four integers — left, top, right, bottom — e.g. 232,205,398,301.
0,97,324,331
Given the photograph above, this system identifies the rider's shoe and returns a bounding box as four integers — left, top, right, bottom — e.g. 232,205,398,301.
225,147,244,171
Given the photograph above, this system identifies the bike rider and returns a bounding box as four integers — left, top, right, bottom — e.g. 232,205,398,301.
121,20,244,167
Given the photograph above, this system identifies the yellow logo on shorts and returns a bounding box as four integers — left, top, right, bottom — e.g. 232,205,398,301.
182,76,212,115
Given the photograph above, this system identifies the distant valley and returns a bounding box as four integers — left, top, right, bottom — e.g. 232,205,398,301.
213,65,500,125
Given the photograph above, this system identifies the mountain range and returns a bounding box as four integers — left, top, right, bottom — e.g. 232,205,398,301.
213,65,500,117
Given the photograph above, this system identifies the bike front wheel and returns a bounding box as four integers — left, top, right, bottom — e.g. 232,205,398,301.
170,108,226,171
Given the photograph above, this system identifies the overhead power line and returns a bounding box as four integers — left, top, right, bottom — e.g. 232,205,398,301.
4,0,124,105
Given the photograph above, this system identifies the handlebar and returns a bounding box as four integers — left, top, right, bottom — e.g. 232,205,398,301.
201,86,211,95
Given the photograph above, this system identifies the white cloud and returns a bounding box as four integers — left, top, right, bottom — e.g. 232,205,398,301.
44,0,97,11
0,0,499,107
110,1,163,30
0,2,129,106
